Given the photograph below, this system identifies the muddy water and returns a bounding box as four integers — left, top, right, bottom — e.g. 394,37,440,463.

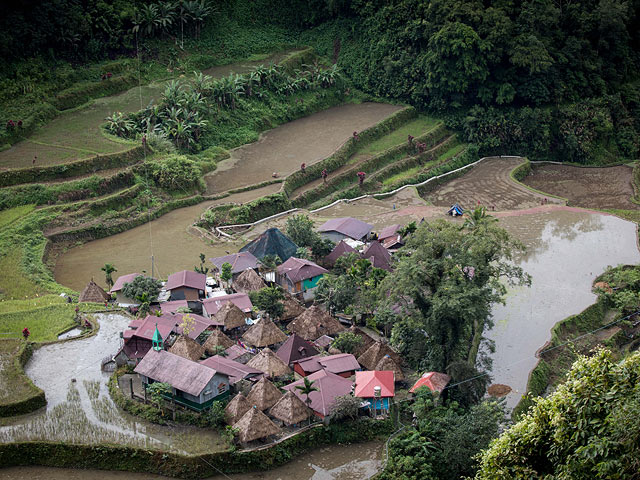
0,313,224,453
55,183,281,291
55,103,401,291
487,210,640,409
206,103,403,193
0,441,383,480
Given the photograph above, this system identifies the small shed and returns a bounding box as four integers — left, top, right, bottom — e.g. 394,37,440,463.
242,318,288,348
246,347,292,378
447,203,464,216
246,376,283,411
357,341,402,371
268,391,312,426
78,280,110,303
354,370,395,413
233,406,281,443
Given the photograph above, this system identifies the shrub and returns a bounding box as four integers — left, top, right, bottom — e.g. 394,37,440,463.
144,155,202,191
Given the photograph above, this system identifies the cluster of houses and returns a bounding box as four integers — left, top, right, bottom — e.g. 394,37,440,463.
97,217,449,445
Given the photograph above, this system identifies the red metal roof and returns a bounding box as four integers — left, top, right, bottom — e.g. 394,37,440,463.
135,350,220,397
362,241,392,271
199,356,263,385
324,240,358,267
210,252,259,274
283,369,353,417
409,372,451,394
225,344,254,362
202,293,253,315
354,371,395,398
132,313,211,341
276,334,319,365
276,257,328,284
165,270,206,291
318,217,373,240
378,224,401,241
294,353,360,375
159,300,189,313
110,273,142,293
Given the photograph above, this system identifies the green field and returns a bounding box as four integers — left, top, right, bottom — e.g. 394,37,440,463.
0,205,34,229
354,116,440,158
0,340,39,406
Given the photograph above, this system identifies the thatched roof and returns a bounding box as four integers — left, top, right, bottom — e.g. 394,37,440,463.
202,329,235,354
268,390,312,425
246,376,282,411
242,318,287,348
246,347,292,377
79,280,110,303
375,354,404,381
233,406,281,443
281,294,305,321
168,335,205,362
233,268,266,294
357,342,402,370
287,305,345,341
350,326,376,357
225,393,251,424
215,301,247,330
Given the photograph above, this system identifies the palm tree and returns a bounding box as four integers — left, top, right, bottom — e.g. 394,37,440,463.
132,4,160,36
101,263,117,290
295,377,318,424
463,205,498,230
184,0,215,39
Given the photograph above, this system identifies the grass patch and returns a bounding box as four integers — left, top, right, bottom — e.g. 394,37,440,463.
0,252,47,301
354,116,439,157
0,205,35,229
0,294,67,314
0,340,36,405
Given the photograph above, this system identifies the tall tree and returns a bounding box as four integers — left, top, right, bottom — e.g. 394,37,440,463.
101,263,117,290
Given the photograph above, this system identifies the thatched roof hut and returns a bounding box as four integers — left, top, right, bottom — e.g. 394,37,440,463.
350,326,376,357
233,268,266,294
215,301,247,330
168,335,205,362
78,280,110,303
246,347,291,377
357,342,402,370
268,390,312,425
202,329,235,354
281,294,305,321
375,354,404,381
225,393,251,424
246,376,282,411
242,318,287,348
233,406,281,443
287,305,345,341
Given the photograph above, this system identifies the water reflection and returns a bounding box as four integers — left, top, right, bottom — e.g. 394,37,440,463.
488,210,640,409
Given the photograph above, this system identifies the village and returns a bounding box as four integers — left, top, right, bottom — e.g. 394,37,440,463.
79,216,451,446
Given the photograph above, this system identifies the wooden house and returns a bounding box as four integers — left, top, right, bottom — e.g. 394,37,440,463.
276,257,328,301
210,252,260,285
354,370,395,414
318,217,373,243
134,349,230,411
165,270,206,301
109,273,142,306
78,280,110,303
233,406,281,443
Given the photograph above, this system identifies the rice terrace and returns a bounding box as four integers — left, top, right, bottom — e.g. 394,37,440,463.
1,1,640,479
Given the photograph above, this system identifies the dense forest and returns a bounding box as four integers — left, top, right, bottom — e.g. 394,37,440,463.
2,0,640,163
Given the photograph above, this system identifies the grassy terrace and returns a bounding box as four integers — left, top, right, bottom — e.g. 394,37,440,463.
352,116,439,158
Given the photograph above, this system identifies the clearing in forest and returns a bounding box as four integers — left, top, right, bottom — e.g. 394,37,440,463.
425,157,560,211
522,163,638,210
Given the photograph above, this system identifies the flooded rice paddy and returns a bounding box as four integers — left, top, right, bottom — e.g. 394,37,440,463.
487,209,640,409
55,103,401,291
0,441,383,480
0,313,225,454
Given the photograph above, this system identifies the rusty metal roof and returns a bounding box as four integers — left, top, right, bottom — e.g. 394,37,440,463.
165,270,206,291
318,217,372,240
276,257,328,284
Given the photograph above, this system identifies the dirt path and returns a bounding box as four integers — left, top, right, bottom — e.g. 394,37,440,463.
0,51,299,171
426,157,563,210
205,103,403,194
523,163,637,210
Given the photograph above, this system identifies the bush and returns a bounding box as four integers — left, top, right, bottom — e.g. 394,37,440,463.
143,155,202,192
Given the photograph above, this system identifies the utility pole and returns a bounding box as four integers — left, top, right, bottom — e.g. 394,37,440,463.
151,254,155,278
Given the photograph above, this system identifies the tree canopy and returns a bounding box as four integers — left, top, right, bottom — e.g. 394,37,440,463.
475,349,640,479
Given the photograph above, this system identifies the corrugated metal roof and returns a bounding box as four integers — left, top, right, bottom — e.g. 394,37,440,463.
378,224,401,241
165,270,206,291
135,350,221,397
199,356,262,385
109,273,142,293
324,240,358,267
277,257,328,284
362,241,392,271
318,217,373,240
283,369,353,417
202,293,253,314
295,353,359,375
210,252,259,274
276,334,318,365
409,372,451,394
354,370,395,398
